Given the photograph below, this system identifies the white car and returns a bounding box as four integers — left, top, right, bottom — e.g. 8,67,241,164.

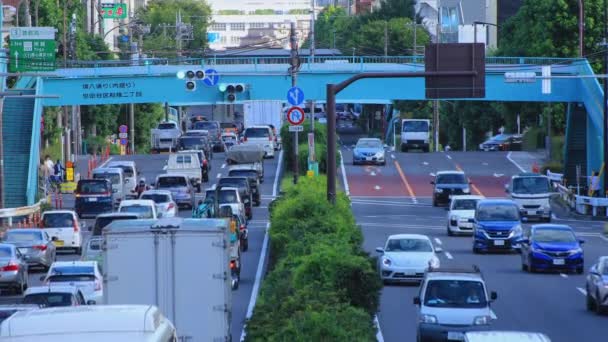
375,234,442,284
106,161,138,198
40,210,84,254
242,125,275,158
118,199,158,219
140,190,178,218
204,186,245,219
41,261,103,305
447,195,485,236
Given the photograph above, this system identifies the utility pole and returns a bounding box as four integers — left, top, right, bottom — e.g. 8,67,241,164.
24,0,32,26
579,0,584,57
129,41,137,154
310,0,315,134
0,1,5,209
413,21,417,55
434,8,440,152
384,20,388,56
176,11,182,58
603,0,608,196
289,22,299,185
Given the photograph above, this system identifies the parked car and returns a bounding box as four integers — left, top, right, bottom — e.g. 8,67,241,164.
40,210,84,254
352,138,385,165
375,234,441,284
74,179,113,218
153,174,196,209
432,171,472,207
41,261,103,304
2,229,56,271
447,195,485,236
472,199,524,254
22,285,90,307
586,256,608,314
0,243,29,295
0,304,41,324
519,224,584,274
118,199,159,219
140,190,178,218
479,134,522,151
91,213,140,236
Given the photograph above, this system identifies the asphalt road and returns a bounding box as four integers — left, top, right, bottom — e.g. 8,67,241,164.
1,150,280,342
341,147,608,342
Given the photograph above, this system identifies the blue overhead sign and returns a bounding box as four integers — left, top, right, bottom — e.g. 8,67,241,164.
287,86,305,106
203,68,220,86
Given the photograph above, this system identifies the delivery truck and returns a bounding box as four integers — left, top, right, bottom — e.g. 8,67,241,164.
102,217,232,342
243,100,284,130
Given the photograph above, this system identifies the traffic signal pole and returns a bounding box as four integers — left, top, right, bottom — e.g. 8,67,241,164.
290,22,299,185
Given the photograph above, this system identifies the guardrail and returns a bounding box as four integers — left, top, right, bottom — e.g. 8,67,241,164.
555,181,608,217
0,198,46,229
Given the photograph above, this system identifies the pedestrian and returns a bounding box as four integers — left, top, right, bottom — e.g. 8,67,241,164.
589,171,601,197
44,155,54,176
54,159,65,182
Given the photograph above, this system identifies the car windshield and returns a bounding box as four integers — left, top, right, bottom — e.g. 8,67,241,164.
141,194,170,203
219,179,247,188
179,137,206,149
77,181,109,194
48,275,96,283
157,177,187,187
452,199,479,210
5,231,41,242
120,205,154,218
385,238,433,252
206,190,238,204
108,165,134,177
477,204,519,221
0,246,13,258
490,134,509,142
512,177,550,194
245,128,270,138
42,213,74,228
437,174,466,184
403,121,429,132
93,173,120,185
601,262,608,275
158,123,176,129
229,170,258,179
23,293,73,307
194,121,218,130
356,140,382,149
424,280,487,308
533,229,576,243
93,216,136,235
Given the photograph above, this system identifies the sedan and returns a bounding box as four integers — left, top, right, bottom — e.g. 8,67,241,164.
140,190,178,218
2,229,56,271
41,261,103,304
586,256,608,314
352,138,386,166
375,234,441,284
478,134,521,152
0,244,29,295
520,224,584,274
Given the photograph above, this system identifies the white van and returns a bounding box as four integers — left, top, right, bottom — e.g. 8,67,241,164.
506,173,552,222
401,119,431,152
92,167,126,206
0,305,177,342
166,153,202,192
106,161,138,198
242,125,275,158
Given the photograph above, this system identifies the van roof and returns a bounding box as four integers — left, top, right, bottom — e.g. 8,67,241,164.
93,167,123,174
104,217,228,234
0,305,164,337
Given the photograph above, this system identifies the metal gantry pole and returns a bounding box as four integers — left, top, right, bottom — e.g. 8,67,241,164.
290,22,299,185
603,0,608,196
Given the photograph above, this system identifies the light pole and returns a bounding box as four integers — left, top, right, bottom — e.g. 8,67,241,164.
473,21,498,47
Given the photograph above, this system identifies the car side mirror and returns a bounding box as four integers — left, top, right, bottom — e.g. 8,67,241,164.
86,300,96,305
413,296,421,305
490,291,498,301
375,247,384,254
578,239,585,244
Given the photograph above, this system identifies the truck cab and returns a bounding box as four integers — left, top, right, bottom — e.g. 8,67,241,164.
401,119,430,152
506,173,552,222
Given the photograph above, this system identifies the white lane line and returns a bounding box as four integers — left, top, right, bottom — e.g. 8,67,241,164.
338,150,350,197
98,157,113,168
490,310,498,320
434,238,442,245
430,172,436,177
444,251,453,260
374,185,381,191
506,151,526,173
560,273,568,279
423,162,429,166
375,315,384,342
241,150,282,341
576,287,587,296
221,163,226,169
391,154,396,159
216,173,222,179
446,155,452,160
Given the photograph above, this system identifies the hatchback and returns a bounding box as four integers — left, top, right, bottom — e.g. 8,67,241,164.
519,224,584,274
140,190,178,218
74,179,113,218
40,210,84,254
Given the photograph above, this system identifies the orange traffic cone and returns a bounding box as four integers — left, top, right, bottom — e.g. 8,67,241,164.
532,162,540,173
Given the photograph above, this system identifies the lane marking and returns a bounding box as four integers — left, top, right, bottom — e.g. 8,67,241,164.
162,165,167,171
434,238,442,245
423,161,429,166
444,251,453,260
375,315,384,342
351,201,431,208
338,150,350,197
454,164,484,197
490,310,497,320
391,154,395,159
98,157,113,168
560,273,568,279
394,160,417,201
507,151,526,173
216,173,222,179
430,172,436,177
576,287,587,296
551,213,557,220
446,155,452,160
482,162,489,166
374,185,382,191
272,150,284,198
221,163,226,169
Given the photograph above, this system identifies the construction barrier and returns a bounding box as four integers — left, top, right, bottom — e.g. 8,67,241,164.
0,199,47,232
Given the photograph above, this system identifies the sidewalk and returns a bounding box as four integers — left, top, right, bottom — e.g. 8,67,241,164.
507,151,546,173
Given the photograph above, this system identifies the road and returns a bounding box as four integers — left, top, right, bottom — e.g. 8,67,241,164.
1,150,280,342
340,147,608,342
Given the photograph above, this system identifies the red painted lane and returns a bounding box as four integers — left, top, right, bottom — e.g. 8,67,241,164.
346,166,409,197
404,174,434,197
469,175,509,198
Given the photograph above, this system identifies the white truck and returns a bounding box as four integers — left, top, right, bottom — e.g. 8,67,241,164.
243,100,284,131
166,152,202,192
102,217,232,342
401,119,431,152
151,121,182,152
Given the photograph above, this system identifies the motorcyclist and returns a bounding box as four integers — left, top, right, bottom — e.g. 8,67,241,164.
133,178,149,198
192,199,213,218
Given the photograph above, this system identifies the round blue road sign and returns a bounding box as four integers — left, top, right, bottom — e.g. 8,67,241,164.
203,69,220,86
120,138,128,145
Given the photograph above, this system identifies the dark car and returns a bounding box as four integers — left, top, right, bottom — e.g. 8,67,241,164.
479,134,522,151
227,169,261,206
178,136,213,161
74,179,113,218
218,177,253,220
431,171,472,206
193,120,222,150
91,213,140,236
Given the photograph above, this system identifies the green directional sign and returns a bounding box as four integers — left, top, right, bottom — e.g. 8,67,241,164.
9,27,56,72
100,3,127,19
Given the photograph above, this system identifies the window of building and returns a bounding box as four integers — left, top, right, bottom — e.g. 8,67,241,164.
211,23,226,31
250,22,266,29
230,36,241,44
231,23,246,31
439,6,460,43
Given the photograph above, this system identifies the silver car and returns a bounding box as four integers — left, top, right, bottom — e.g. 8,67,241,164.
2,229,56,271
0,244,29,295
153,175,195,208
81,237,103,273
352,138,386,166
586,256,608,314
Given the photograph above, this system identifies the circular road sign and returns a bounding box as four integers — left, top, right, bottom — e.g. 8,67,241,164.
119,125,128,133
286,106,305,126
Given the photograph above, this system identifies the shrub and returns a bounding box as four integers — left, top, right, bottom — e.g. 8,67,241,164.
522,127,544,150
541,161,563,174
281,121,328,174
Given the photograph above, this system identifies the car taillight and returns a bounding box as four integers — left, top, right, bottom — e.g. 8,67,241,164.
75,193,81,197
1,262,19,272
94,279,101,291
240,224,246,231
168,203,175,210
73,221,79,232
33,245,47,251
230,260,237,269
203,159,208,167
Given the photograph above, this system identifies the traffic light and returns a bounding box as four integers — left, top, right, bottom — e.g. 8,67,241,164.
219,83,245,102
177,69,205,92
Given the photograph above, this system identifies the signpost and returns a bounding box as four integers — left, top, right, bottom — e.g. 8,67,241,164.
286,106,305,126
9,27,56,72
119,125,128,155
100,3,127,19
287,86,305,106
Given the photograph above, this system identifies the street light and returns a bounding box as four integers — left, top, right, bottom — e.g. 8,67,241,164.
473,21,498,46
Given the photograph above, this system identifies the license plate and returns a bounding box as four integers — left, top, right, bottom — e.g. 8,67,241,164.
87,197,98,202
553,258,565,265
527,210,536,215
447,331,465,341
366,157,372,161
54,240,64,247
493,240,505,246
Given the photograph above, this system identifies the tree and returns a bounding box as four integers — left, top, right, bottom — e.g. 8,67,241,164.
369,0,417,22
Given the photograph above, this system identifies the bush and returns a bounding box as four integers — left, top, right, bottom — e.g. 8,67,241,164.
522,127,544,150
84,136,107,154
281,121,329,174
541,161,563,174
245,177,380,341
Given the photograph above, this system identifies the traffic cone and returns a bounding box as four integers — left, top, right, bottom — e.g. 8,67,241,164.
532,162,540,173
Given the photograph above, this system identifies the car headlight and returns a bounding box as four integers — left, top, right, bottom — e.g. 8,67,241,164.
475,226,486,235
429,256,440,269
569,247,583,255
462,187,470,193
382,257,392,267
435,188,444,193
419,314,438,324
510,224,522,237
450,215,459,221
473,315,491,325
375,152,384,158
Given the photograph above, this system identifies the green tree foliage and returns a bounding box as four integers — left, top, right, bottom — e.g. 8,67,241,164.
136,0,211,58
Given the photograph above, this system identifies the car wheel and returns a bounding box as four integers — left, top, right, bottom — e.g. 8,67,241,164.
401,145,407,152
241,238,249,252
447,225,454,236
596,291,605,315
587,291,596,311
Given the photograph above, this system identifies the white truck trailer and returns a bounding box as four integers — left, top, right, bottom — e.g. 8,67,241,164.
102,217,232,342
243,100,284,130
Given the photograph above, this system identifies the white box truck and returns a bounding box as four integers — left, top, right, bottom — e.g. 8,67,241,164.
243,100,284,130
102,217,232,342
400,119,431,152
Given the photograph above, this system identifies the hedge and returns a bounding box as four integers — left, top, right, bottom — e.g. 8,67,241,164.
281,120,329,175
245,176,381,341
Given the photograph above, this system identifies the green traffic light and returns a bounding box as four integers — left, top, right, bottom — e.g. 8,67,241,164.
219,83,227,92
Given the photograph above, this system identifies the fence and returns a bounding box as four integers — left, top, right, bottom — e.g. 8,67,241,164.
0,199,46,233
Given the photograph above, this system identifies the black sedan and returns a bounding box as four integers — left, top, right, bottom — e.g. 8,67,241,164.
431,171,472,206
479,134,522,151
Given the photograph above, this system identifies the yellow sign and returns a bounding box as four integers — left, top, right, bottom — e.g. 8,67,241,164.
307,170,314,178
120,145,126,155
66,167,74,182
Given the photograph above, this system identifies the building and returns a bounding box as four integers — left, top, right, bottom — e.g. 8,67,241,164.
206,0,314,50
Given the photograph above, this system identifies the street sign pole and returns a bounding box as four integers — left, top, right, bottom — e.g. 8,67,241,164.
289,22,299,185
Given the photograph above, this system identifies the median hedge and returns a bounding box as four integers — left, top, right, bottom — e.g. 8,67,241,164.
245,176,381,341
281,120,330,175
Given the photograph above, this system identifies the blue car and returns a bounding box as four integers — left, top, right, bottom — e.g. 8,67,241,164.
519,224,584,274
472,199,523,254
